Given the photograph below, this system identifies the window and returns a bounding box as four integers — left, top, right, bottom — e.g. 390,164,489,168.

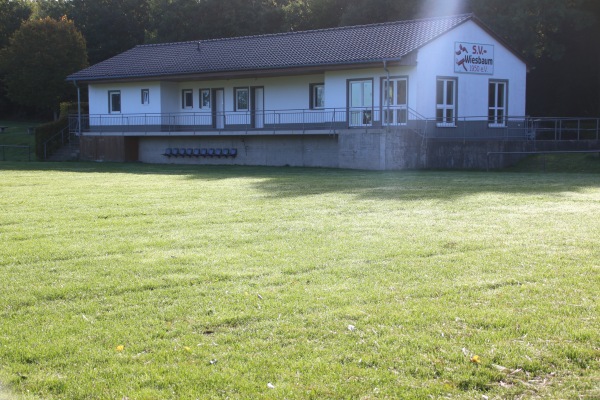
436,78,457,127
108,90,121,113
310,83,324,109
182,89,193,109
141,89,149,105
349,79,373,126
488,80,507,127
235,87,249,111
382,77,407,125
200,89,211,109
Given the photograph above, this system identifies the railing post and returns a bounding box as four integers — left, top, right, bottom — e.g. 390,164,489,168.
302,109,305,132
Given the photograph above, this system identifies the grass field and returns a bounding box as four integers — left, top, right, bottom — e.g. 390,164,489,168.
0,162,598,399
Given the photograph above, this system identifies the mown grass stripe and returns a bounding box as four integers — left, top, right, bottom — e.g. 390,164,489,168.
0,162,598,399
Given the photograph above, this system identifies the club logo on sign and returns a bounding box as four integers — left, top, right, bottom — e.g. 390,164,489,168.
454,42,494,75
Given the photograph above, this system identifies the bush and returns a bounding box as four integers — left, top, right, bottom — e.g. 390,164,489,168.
34,101,87,160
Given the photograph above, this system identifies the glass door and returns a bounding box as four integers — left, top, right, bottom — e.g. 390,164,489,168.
349,80,373,127
382,78,407,125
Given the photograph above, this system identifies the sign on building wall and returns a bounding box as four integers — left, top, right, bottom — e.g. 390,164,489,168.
454,42,494,75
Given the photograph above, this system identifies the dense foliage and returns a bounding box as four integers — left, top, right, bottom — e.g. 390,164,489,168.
0,16,87,116
0,0,598,117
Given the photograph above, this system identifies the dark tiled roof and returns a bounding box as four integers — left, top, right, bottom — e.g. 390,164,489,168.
68,14,473,82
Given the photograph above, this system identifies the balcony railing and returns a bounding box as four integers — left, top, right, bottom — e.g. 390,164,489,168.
68,107,415,135
68,108,600,141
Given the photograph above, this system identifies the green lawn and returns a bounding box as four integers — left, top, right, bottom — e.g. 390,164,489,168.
509,153,600,173
0,163,598,399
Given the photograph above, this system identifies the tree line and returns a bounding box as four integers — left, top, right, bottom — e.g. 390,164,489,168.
1,0,599,118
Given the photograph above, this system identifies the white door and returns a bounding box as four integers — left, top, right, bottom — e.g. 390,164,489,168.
253,87,264,129
214,89,225,129
349,80,373,127
382,78,407,125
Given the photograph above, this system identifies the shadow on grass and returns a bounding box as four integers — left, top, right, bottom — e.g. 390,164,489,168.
0,161,599,201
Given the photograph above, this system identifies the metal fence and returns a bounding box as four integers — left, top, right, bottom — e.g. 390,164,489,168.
0,145,32,161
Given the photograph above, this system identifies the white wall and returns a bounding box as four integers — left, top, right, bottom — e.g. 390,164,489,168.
415,20,527,119
89,82,162,115
88,82,163,126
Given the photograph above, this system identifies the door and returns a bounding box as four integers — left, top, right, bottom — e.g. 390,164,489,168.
251,87,264,129
212,88,225,129
382,78,407,125
349,80,373,127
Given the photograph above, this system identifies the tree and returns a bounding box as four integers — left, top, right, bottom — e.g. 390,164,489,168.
0,17,88,117
0,0,32,116
195,0,286,39
468,0,593,61
146,0,288,42
338,0,420,26
0,0,32,48
146,0,204,43
466,0,599,116
35,0,149,64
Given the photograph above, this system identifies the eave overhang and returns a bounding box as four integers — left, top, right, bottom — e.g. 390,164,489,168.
67,56,415,85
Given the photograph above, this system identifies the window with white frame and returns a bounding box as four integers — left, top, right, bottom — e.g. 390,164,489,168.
310,83,324,109
234,87,249,111
108,90,121,113
436,78,457,127
382,77,408,125
200,89,211,109
488,80,507,127
182,89,193,109
141,89,149,105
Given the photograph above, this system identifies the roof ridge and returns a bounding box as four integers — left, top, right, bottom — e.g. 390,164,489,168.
135,13,473,49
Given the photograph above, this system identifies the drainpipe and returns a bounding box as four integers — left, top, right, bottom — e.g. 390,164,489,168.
73,80,81,136
383,60,391,133
381,60,391,171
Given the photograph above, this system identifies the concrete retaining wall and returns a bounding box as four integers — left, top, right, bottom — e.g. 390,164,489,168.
80,130,599,170
138,135,340,168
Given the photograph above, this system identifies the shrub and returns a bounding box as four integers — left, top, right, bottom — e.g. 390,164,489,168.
34,101,87,160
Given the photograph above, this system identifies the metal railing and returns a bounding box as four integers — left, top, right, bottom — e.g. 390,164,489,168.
68,107,415,135
416,116,600,141
43,125,72,160
68,109,600,141
525,117,600,141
